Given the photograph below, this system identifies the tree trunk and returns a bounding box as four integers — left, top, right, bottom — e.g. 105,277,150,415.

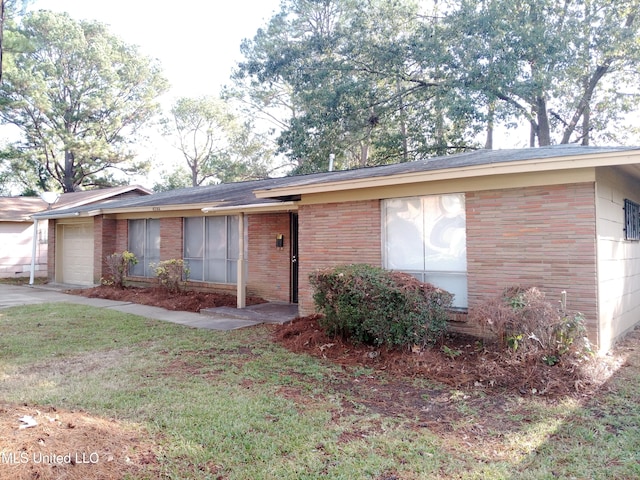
536,97,551,146
484,102,494,149
0,0,5,83
63,151,75,192
397,80,409,161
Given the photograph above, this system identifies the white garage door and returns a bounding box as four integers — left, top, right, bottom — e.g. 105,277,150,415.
60,222,94,285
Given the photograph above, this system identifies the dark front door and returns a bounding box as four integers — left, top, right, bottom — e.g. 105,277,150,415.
290,213,299,303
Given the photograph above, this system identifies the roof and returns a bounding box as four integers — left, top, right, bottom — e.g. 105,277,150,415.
32,145,640,219
1,185,151,222
253,145,640,197
0,197,48,222
32,178,289,219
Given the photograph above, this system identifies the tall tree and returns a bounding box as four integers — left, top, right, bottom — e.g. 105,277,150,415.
234,0,640,170
0,11,168,192
159,96,274,189
233,0,483,174
439,0,640,146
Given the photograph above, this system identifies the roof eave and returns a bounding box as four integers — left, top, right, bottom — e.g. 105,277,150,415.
253,150,640,198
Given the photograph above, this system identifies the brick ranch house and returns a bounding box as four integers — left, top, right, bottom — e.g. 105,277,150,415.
33,145,640,353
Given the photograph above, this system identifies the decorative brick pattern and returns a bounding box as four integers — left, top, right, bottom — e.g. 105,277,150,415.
297,200,382,315
248,213,292,302
466,183,598,341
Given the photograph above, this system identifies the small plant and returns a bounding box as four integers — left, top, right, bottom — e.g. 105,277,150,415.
104,251,138,289
506,333,524,352
442,345,462,359
470,287,593,364
152,259,190,293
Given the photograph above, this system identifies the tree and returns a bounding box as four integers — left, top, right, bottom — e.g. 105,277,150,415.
234,0,640,170
233,0,483,173
438,0,640,146
0,11,168,192
159,95,274,189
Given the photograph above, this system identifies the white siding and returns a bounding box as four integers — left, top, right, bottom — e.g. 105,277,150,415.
0,222,48,278
596,167,640,353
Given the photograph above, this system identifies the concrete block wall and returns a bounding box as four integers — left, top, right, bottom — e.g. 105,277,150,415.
466,182,598,342
247,213,291,303
297,200,382,315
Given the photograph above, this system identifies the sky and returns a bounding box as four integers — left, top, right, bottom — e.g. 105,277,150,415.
31,0,282,102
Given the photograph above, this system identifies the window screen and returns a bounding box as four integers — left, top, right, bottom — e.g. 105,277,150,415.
184,216,245,284
128,219,160,277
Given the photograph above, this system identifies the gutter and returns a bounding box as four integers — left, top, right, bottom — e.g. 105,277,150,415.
201,201,297,213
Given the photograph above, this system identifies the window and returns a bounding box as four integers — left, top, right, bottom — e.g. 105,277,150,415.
184,216,246,284
624,198,640,241
128,219,160,277
383,193,467,308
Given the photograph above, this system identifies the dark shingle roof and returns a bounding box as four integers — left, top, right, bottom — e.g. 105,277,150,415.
33,178,287,218
255,145,640,192
33,145,640,218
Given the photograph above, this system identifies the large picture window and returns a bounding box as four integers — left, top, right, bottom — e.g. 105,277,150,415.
184,216,246,284
383,193,467,308
128,219,160,277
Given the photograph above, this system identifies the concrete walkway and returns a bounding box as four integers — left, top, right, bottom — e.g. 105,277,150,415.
0,284,298,331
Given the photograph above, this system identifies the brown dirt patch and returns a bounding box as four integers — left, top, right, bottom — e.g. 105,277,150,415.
68,285,265,313
272,314,633,399
0,403,159,480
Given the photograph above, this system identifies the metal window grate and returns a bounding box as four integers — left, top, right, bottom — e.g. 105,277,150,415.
624,199,640,241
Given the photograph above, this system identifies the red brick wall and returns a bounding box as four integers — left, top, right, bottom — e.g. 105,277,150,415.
94,216,118,283
248,213,291,302
115,219,128,253
160,218,183,260
298,200,382,315
466,183,598,340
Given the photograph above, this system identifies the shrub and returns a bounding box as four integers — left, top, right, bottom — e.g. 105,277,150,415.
309,264,453,349
103,251,138,289
470,286,593,363
152,259,190,293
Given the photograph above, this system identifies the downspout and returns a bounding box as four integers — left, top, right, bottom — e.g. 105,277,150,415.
237,212,246,308
28,217,39,285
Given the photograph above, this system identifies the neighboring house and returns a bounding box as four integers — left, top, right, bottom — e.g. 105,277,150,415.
0,186,151,279
34,145,640,353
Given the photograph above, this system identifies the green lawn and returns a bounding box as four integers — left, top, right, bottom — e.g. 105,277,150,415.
0,303,639,479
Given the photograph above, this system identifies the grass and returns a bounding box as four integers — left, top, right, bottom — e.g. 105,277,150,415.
1,303,639,479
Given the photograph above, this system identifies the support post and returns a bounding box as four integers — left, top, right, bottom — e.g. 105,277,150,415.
237,212,246,308
29,218,39,285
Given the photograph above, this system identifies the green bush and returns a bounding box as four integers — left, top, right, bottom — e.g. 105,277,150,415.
152,259,190,293
309,264,453,349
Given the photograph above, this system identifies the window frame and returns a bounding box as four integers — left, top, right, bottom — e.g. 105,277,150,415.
183,215,247,284
624,198,640,241
127,218,160,277
382,193,468,309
